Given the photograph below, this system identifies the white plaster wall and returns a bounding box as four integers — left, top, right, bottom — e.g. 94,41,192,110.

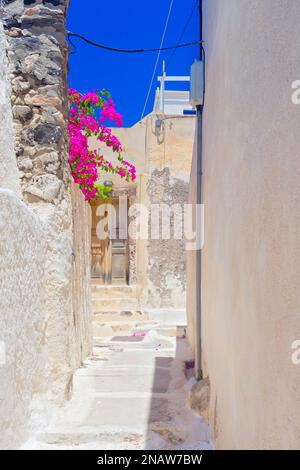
0,18,92,448
187,0,300,449
1,0,93,408
186,132,197,351
28,186,92,405
71,183,93,366
0,190,48,449
0,22,48,449
103,115,195,310
31,198,75,402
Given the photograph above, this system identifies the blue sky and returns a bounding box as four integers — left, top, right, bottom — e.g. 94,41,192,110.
67,0,199,127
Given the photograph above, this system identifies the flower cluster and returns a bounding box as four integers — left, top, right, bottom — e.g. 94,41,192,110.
68,88,136,200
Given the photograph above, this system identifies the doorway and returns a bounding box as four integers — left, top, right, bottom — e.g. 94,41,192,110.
91,198,129,285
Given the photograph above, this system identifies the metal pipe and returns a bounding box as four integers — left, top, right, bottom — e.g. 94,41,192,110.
195,105,203,381
195,0,203,381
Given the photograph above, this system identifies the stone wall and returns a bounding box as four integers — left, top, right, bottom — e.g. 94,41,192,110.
0,19,20,193
1,0,77,404
104,115,195,311
139,115,194,310
0,190,48,449
0,0,92,448
2,0,69,204
187,0,300,449
71,183,93,367
0,19,48,449
146,167,189,309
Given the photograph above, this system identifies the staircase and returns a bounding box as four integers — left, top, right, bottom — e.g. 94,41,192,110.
92,282,149,336
21,321,212,450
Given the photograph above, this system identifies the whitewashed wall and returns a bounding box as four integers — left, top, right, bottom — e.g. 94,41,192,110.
0,22,48,449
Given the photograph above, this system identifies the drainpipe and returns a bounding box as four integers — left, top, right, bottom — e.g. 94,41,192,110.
195,0,204,381
195,105,203,381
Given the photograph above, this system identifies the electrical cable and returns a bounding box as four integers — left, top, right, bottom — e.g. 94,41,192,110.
66,3,205,116
66,31,200,54
140,0,174,120
167,0,198,67
67,33,78,55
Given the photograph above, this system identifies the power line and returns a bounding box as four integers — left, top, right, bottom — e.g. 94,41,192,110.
67,31,200,54
140,0,174,120
167,0,198,67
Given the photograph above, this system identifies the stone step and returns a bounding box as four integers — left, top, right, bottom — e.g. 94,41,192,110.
21,323,213,451
39,425,212,450
94,310,148,322
41,428,145,447
93,320,186,338
93,322,131,337
147,309,187,326
93,335,175,351
92,297,138,313
93,320,149,337
91,284,137,299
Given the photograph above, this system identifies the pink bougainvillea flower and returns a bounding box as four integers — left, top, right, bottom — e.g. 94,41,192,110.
68,88,136,200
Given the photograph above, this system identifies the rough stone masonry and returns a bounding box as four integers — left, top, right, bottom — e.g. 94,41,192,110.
1,0,92,416
2,0,69,203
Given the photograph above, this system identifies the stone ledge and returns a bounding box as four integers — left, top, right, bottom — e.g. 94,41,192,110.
188,376,210,422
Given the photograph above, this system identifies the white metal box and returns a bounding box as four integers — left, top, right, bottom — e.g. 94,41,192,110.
190,60,204,107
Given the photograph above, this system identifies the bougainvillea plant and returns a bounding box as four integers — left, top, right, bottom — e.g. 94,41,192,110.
68,88,136,200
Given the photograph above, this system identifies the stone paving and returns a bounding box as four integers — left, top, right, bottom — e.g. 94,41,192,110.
22,320,213,450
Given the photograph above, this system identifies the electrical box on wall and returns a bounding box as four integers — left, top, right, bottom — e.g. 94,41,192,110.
190,60,204,107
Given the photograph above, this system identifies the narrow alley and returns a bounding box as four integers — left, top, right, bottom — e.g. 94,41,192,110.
22,313,212,450
1,0,300,454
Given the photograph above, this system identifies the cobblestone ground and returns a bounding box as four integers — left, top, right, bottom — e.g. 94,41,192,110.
22,320,213,450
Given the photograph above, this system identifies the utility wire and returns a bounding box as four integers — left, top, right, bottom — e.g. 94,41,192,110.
167,0,198,67
67,31,200,54
67,33,78,55
140,0,174,120
66,3,204,117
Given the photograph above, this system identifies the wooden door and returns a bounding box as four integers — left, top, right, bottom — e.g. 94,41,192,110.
91,198,128,285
